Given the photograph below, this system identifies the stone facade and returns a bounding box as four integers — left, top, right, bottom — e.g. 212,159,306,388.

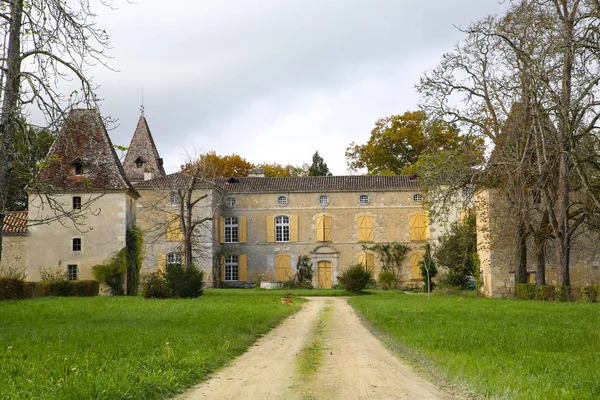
476,188,600,297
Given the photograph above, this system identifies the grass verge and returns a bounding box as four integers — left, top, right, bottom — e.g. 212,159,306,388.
0,290,301,399
349,291,600,399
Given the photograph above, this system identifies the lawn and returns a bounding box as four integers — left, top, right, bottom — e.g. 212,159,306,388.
0,290,302,399
349,291,600,400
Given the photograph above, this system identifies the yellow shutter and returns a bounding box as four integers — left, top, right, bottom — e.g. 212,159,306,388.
316,214,324,242
358,215,374,241
166,213,183,241
238,216,247,243
410,214,426,241
324,215,332,241
358,252,366,267
367,253,375,272
157,253,166,273
219,216,225,243
290,215,299,242
239,254,247,281
411,252,424,279
266,216,275,243
275,254,291,281
220,255,225,281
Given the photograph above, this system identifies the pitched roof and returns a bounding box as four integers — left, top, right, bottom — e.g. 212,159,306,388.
35,109,139,197
135,173,420,192
2,212,28,235
122,116,166,183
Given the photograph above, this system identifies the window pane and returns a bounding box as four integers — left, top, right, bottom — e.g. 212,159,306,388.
277,196,287,206
275,216,290,242
319,195,329,206
72,238,81,251
225,255,239,281
67,265,78,280
224,217,238,243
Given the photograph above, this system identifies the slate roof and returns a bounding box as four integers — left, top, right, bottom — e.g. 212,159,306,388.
135,173,420,192
122,116,166,183
35,109,140,198
2,212,28,235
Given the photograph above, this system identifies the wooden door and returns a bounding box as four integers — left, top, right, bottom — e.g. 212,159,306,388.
318,261,332,289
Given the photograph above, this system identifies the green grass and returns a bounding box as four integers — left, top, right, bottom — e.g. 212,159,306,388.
349,291,600,399
0,290,302,399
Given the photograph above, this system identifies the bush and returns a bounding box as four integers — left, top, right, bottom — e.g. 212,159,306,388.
142,272,170,299
92,248,128,295
378,270,397,290
0,278,26,300
534,285,555,301
556,286,573,302
72,280,100,296
515,283,536,300
38,280,99,297
575,286,597,302
338,264,373,294
440,270,470,289
164,263,204,298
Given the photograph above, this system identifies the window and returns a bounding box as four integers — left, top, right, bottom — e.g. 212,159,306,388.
169,192,179,204
358,252,375,272
277,195,287,206
411,252,424,279
319,195,329,206
226,197,237,207
359,194,369,204
67,265,78,280
275,216,290,242
224,255,239,281
413,193,423,202
73,161,84,175
410,214,428,241
224,217,239,243
72,196,81,210
72,238,81,252
135,157,144,168
166,213,183,241
357,215,374,242
316,214,332,242
166,252,182,264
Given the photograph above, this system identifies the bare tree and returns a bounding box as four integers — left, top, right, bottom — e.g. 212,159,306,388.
0,0,112,261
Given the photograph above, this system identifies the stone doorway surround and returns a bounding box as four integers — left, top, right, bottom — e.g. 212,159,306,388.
310,244,339,288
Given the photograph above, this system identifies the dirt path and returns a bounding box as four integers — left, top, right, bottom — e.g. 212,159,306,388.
177,297,455,400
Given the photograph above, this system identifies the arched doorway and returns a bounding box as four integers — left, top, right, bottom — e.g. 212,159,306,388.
318,261,332,288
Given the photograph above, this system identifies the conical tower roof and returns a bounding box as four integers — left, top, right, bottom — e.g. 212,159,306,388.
122,115,166,183
35,108,139,197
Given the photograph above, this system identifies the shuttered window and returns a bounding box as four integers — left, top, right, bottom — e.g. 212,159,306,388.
316,214,332,242
166,213,183,241
275,254,291,281
357,215,374,242
268,215,298,243
411,252,424,279
358,252,375,272
410,214,428,241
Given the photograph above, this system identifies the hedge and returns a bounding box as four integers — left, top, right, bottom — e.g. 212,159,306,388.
0,278,99,300
516,284,600,302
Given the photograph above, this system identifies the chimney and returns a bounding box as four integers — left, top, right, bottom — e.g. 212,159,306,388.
249,168,266,178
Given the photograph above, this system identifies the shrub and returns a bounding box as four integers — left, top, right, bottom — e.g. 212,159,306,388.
515,283,536,300
0,278,26,300
92,248,127,295
142,272,170,299
575,286,597,302
39,265,66,281
39,280,74,297
338,264,373,294
0,264,27,280
440,270,470,289
535,285,555,301
72,280,99,296
378,270,396,290
164,263,204,298
555,286,573,302
296,255,313,286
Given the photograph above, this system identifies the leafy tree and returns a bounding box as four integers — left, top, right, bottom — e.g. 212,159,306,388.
6,123,54,211
308,151,332,176
346,111,481,175
364,242,409,280
181,151,254,177
435,213,477,289
256,162,308,177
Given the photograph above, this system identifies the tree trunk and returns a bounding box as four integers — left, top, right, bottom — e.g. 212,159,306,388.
515,221,528,284
0,0,24,263
534,235,546,286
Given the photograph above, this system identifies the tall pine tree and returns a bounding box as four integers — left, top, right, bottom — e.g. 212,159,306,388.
308,151,332,176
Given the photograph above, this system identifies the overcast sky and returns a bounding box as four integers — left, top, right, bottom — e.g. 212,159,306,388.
90,0,508,175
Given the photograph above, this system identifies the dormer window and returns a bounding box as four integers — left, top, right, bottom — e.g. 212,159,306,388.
71,159,85,175
135,157,145,169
